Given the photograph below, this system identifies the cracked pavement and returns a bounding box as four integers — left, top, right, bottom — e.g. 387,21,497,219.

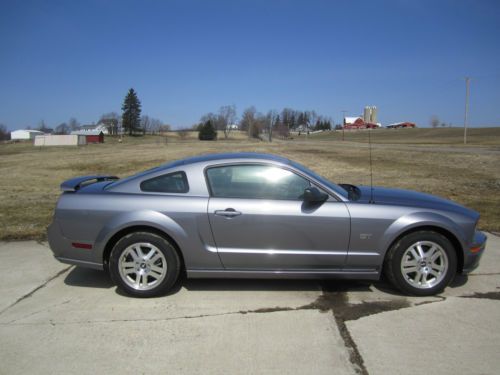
0,234,499,374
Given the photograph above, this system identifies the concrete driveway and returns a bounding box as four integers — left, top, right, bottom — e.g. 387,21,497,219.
0,235,499,374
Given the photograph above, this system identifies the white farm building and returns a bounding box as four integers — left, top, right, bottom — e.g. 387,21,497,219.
34,134,87,146
10,129,44,140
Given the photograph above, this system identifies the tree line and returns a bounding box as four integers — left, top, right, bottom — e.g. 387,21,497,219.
0,88,333,141
194,106,333,140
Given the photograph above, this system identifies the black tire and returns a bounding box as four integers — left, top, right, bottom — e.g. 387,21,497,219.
384,231,457,296
109,232,180,297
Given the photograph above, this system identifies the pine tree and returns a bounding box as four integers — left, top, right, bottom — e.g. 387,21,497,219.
121,88,142,136
198,120,217,140
273,114,281,129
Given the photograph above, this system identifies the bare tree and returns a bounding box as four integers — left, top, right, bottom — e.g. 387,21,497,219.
158,124,171,134
218,105,237,139
149,118,163,134
240,106,257,138
430,115,440,128
37,120,52,133
54,122,70,135
177,129,190,140
68,117,80,131
141,115,151,135
266,110,278,142
99,112,120,135
308,110,318,130
276,122,289,139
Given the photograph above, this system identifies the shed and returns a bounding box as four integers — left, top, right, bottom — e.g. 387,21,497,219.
11,129,44,140
71,130,104,143
387,122,416,129
34,134,87,146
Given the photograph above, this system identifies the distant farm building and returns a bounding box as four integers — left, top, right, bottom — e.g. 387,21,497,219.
71,130,104,143
10,129,44,140
386,122,416,129
363,106,378,124
344,117,365,128
34,134,87,146
343,116,381,130
78,123,109,135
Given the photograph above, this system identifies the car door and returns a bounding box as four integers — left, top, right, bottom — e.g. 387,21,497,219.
206,163,351,270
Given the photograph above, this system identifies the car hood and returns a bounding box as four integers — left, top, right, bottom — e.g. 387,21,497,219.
355,185,478,218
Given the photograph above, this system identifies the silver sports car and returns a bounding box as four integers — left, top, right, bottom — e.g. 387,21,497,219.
48,153,487,297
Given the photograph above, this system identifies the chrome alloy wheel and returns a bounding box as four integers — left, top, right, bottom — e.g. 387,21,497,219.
400,241,449,289
118,243,168,291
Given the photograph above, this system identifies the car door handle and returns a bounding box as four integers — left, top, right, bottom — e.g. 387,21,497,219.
214,208,242,217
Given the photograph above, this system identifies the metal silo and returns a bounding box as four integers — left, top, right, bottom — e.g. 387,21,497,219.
370,106,378,124
364,106,371,123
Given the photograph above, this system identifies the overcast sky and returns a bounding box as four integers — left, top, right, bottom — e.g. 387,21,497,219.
1,0,499,130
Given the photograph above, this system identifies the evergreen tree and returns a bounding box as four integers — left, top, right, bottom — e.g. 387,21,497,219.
290,114,296,129
198,120,217,140
121,88,142,136
273,114,281,129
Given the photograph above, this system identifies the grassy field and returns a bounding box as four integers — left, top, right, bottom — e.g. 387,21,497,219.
1,128,499,240
309,126,500,145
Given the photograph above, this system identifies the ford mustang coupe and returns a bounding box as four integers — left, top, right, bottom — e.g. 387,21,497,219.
48,153,486,297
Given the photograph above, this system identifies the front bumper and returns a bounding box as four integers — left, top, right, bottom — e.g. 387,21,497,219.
462,230,487,273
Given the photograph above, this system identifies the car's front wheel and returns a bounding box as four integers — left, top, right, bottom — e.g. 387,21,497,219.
109,232,180,297
384,231,457,296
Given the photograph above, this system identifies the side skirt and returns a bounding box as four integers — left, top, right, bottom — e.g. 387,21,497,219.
187,269,380,280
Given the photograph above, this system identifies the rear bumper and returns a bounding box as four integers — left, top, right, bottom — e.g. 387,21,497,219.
462,230,487,274
47,221,104,270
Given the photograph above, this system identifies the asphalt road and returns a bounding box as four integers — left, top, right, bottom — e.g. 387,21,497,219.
0,235,499,374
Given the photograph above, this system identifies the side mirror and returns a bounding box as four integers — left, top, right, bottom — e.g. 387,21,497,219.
303,187,328,203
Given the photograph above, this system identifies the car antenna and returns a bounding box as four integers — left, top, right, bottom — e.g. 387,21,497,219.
368,127,375,204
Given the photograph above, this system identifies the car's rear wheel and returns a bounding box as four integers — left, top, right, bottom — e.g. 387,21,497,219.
384,231,457,296
109,232,180,297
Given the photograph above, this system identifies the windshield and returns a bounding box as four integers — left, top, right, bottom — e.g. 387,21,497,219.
290,160,349,199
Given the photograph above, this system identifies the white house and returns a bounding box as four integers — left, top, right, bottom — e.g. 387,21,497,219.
79,123,109,135
10,129,44,140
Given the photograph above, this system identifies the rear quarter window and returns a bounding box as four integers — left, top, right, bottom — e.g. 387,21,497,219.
140,171,189,193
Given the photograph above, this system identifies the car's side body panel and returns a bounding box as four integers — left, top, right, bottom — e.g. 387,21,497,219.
51,193,223,270
344,205,471,269
207,198,351,270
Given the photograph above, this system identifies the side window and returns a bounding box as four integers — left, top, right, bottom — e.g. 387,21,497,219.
206,164,310,200
140,171,189,193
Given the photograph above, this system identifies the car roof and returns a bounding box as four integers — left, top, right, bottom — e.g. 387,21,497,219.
158,152,291,169
183,152,289,164
106,153,292,190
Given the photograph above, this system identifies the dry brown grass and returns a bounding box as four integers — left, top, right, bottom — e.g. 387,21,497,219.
310,127,500,145
1,130,499,240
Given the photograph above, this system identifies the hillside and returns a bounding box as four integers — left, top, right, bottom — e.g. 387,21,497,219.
308,127,500,145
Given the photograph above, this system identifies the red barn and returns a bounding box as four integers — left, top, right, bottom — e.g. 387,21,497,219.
71,130,104,143
344,116,365,129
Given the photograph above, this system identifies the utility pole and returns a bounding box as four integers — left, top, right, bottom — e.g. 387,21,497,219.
464,77,470,145
268,111,275,142
341,110,348,141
